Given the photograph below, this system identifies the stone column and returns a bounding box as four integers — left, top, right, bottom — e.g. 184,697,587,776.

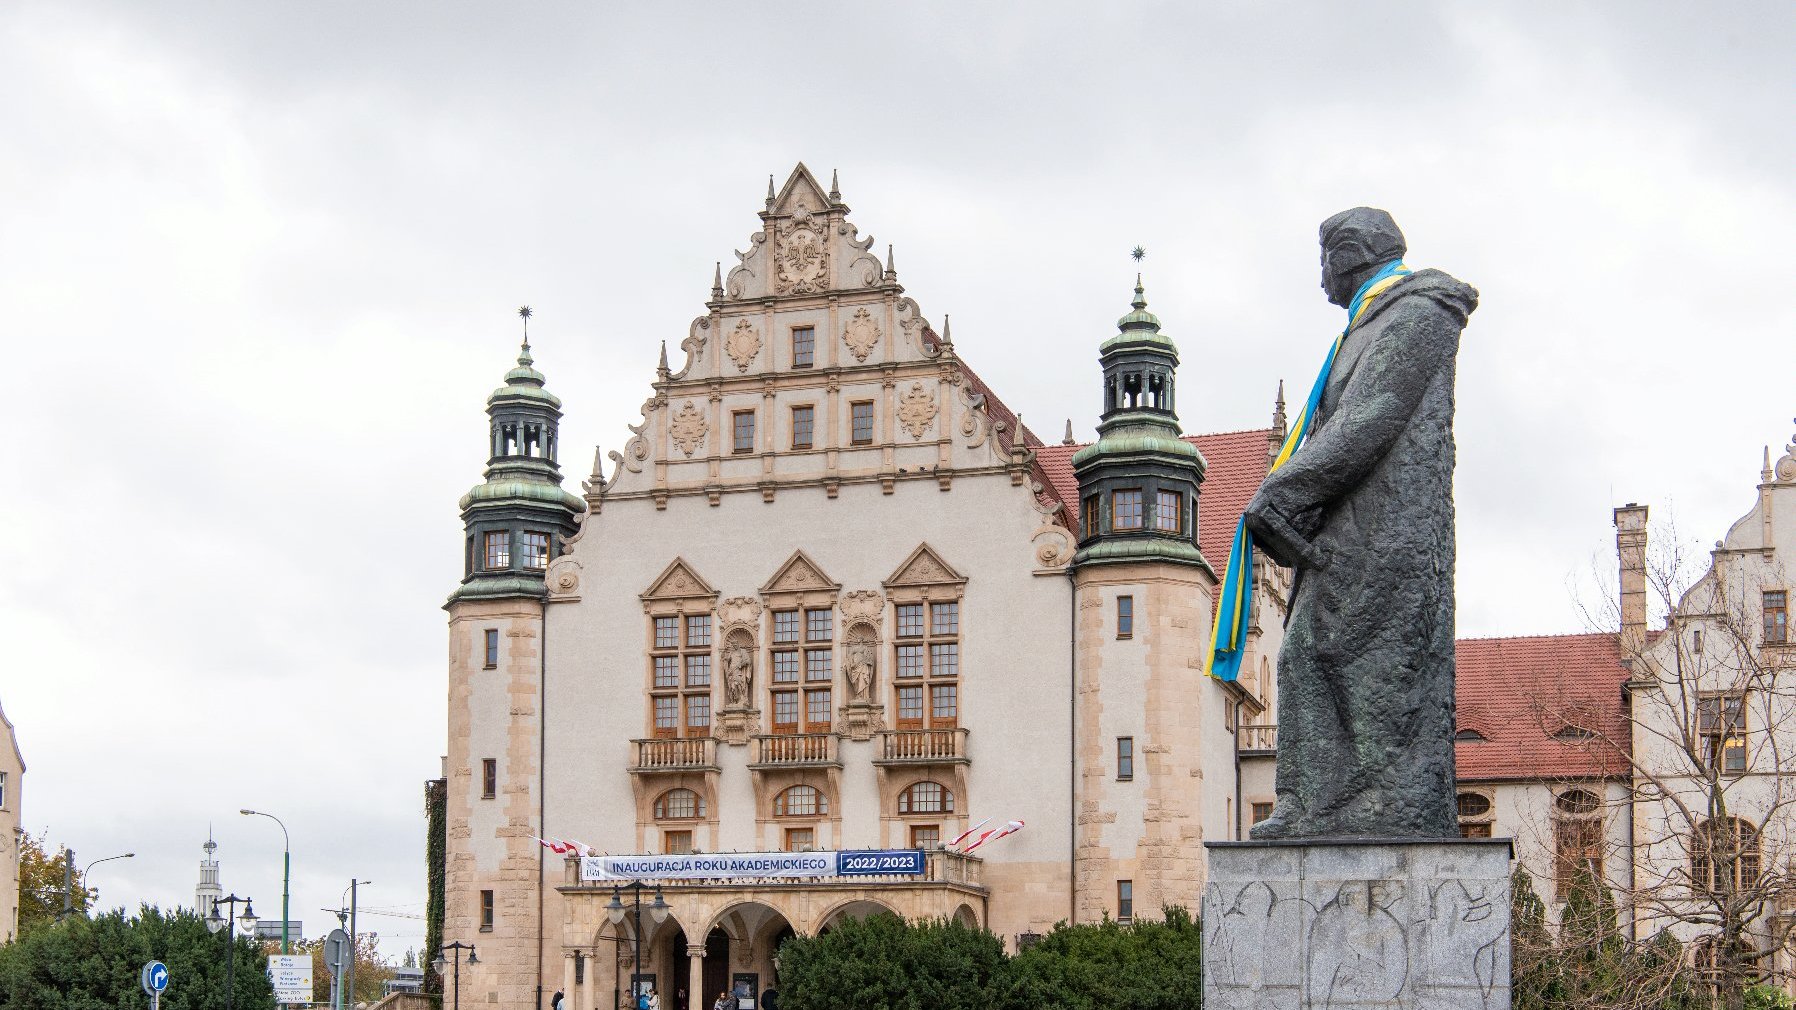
562,953,576,1009
687,944,707,1010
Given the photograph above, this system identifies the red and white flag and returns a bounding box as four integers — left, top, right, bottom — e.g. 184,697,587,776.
962,820,1024,854
947,818,992,850
535,837,576,855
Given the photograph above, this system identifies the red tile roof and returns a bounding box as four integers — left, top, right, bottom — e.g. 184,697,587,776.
1454,633,1631,783
1032,428,1275,569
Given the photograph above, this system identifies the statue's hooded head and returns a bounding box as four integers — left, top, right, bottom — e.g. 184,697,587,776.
1319,207,1406,308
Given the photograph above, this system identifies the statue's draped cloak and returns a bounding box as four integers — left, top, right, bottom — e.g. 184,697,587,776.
1246,268,1478,838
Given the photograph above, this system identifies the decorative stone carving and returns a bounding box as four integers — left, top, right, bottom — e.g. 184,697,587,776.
774,208,830,294
723,631,755,709
718,596,763,639
897,382,939,440
843,307,881,362
1202,839,1511,1010
670,401,708,457
1030,525,1074,571
641,559,716,601
725,319,761,373
839,589,883,626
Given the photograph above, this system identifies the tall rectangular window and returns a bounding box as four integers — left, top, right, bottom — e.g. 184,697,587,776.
791,326,815,368
1117,737,1134,781
518,531,550,570
1154,490,1182,532
1117,595,1134,639
650,611,713,738
1,771,8,809
1082,496,1099,539
483,629,499,669
481,758,496,798
791,405,815,449
772,690,800,732
851,401,875,444
1766,591,1788,645
1112,490,1143,530
733,410,756,454
1698,694,1748,775
1117,880,1134,923
483,531,511,570
893,600,960,728
479,890,494,929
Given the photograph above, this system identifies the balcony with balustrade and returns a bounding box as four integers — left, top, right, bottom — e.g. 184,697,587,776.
875,727,970,766
630,736,718,774
1238,723,1277,756
749,733,840,770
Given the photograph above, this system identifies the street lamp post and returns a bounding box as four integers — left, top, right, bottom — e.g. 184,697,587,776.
433,941,479,1010
78,852,134,912
606,883,669,1010
206,893,258,1010
241,808,292,954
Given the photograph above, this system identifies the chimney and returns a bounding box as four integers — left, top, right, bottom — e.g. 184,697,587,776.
1614,503,1649,659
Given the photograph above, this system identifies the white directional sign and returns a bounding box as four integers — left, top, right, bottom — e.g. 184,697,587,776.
267,954,313,1005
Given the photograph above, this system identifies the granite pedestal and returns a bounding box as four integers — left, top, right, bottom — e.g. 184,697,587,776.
1202,838,1512,1010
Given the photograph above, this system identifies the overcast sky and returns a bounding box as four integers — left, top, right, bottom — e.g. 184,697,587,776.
2,0,1790,961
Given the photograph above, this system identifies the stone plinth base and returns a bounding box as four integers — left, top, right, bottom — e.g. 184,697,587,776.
1202,838,1512,1010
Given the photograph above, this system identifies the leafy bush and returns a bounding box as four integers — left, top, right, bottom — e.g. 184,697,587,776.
0,904,274,1010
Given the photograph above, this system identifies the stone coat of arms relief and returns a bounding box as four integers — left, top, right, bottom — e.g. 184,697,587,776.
774,207,829,295
842,307,881,362
725,319,761,373
670,401,708,457
897,381,939,440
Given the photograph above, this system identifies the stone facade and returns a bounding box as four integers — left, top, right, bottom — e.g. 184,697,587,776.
443,166,1291,1008
0,695,21,944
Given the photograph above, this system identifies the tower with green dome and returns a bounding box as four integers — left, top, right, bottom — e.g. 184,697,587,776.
443,312,583,994
1068,278,1218,922
450,313,585,604
1070,277,1209,571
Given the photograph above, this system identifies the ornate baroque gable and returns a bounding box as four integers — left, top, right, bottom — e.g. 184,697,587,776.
585,164,1046,509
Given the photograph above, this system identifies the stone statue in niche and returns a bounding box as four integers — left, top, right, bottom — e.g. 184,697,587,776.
723,641,754,708
846,638,877,702
1243,208,1477,839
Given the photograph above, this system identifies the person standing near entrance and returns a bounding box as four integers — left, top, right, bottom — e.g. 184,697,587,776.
759,986,779,1010
713,991,732,1010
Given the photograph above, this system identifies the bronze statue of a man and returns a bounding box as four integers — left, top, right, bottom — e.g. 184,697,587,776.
1244,208,1477,839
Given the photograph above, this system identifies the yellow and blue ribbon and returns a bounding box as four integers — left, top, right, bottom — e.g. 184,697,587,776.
1205,260,1411,680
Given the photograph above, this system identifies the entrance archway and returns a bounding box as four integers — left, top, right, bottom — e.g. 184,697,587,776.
815,898,898,934
700,901,794,1009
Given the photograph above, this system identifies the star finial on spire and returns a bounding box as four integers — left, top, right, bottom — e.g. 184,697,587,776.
1131,245,1146,263
517,305,534,364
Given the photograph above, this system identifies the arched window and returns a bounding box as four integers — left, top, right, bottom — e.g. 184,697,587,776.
654,788,704,820
774,785,827,818
899,781,954,815
1553,789,1604,899
1692,817,1761,894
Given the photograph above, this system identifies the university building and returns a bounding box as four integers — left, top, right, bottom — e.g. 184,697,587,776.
438,165,1796,1005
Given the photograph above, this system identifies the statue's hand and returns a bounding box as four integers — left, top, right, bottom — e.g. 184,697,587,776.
1244,496,1326,570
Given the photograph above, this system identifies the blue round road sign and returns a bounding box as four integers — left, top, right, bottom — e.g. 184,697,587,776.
142,960,169,993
